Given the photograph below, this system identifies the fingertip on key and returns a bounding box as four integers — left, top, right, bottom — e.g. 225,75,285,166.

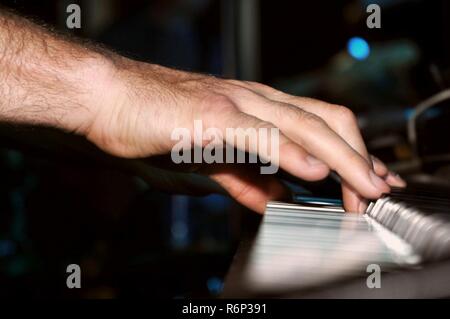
386,171,407,188
369,170,391,195
357,200,368,214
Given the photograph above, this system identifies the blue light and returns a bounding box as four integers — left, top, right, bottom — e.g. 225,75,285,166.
347,37,370,60
207,277,224,295
0,240,16,257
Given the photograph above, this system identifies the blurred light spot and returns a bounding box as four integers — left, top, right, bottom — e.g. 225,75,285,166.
347,37,370,60
404,107,414,119
207,277,224,295
0,240,16,257
171,222,188,241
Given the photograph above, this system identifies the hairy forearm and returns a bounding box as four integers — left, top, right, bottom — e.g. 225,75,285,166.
0,9,115,134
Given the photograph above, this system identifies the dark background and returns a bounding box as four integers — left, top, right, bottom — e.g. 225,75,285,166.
1,0,450,298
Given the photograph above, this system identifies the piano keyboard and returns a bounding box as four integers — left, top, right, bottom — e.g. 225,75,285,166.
224,187,450,297
366,187,450,261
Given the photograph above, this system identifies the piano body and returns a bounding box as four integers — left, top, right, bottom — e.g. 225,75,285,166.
223,186,450,298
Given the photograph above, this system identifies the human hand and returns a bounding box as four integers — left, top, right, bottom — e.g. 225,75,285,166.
0,11,404,213
84,60,405,213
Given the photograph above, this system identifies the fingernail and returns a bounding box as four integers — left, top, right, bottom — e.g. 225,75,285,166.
389,171,407,187
370,155,380,164
306,155,325,166
369,170,389,191
358,200,368,213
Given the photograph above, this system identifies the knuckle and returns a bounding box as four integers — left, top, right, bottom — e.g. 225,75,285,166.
204,94,236,112
232,86,256,100
296,109,327,128
222,79,250,93
246,81,269,90
249,81,285,96
224,79,243,87
222,80,258,100
201,94,237,126
334,105,358,126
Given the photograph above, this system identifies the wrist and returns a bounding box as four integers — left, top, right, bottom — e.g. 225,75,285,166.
81,53,137,156
72,52,124,138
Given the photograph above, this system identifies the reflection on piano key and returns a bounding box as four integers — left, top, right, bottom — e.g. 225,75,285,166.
367,186,450,261
243,201,421,293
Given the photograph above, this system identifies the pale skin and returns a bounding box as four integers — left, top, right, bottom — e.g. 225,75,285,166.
0,10,405,213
